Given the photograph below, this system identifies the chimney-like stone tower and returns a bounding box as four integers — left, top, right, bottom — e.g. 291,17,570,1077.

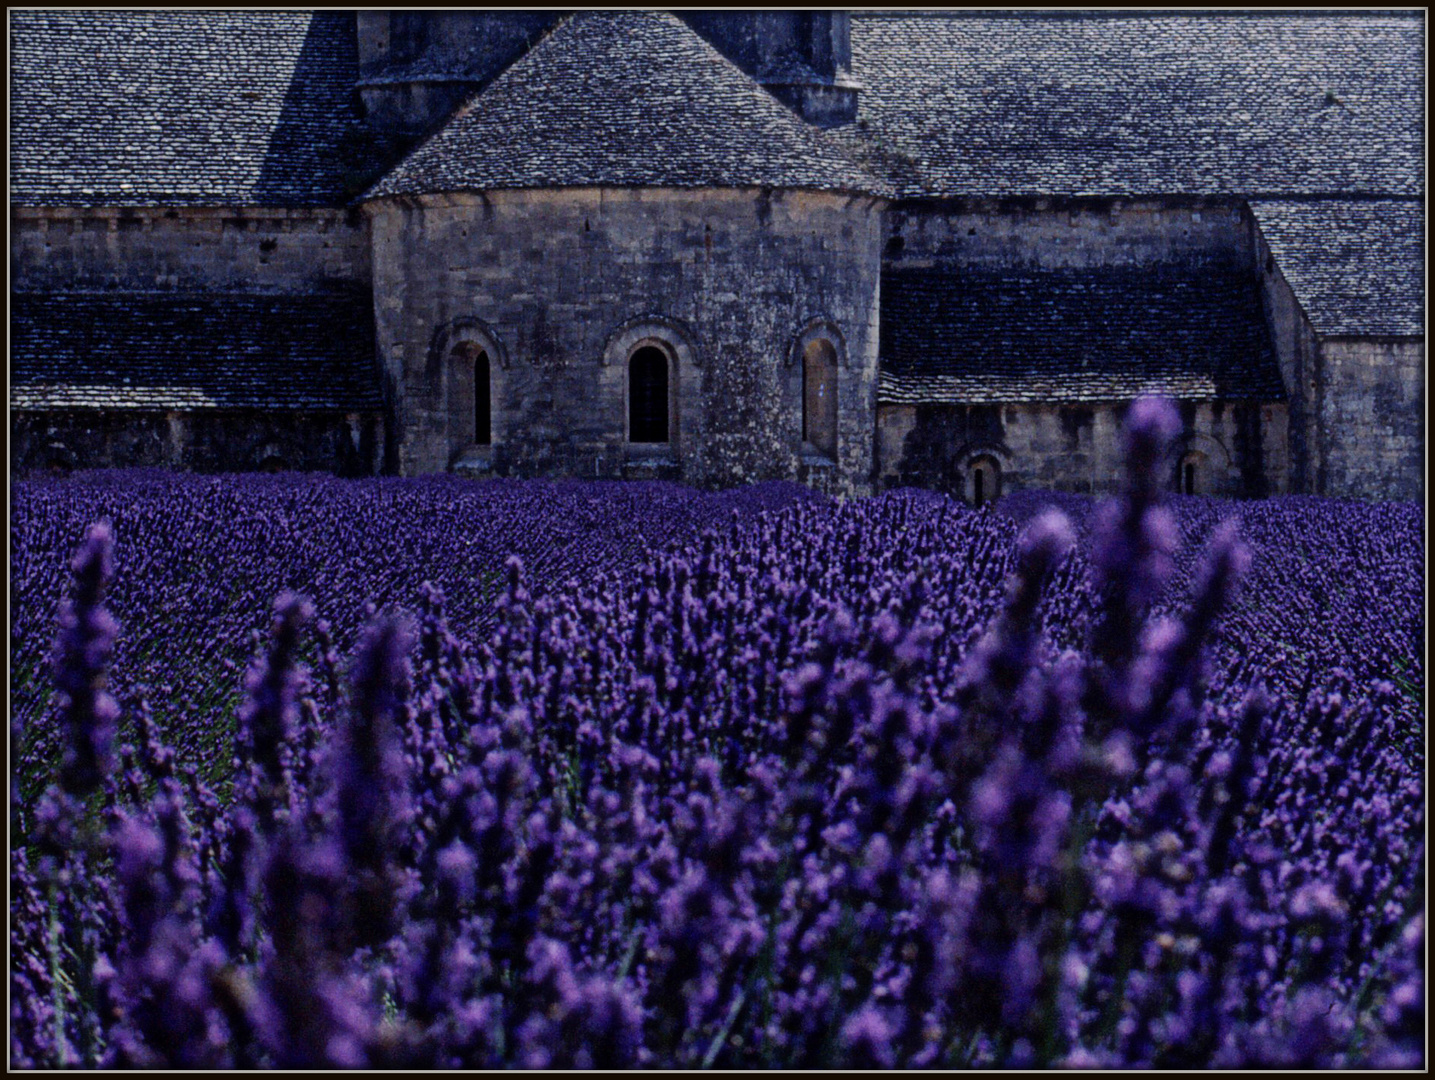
354,11,859,161
354,12,562,155
681,11,859,127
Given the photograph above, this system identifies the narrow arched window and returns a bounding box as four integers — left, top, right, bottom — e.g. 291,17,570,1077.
629,345,669,443
1180,454,1200,495
802,338,838,459
474,350,491,446
967,455,1001,507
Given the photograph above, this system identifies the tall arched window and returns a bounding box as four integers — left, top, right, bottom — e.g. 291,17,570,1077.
448,340,491,453
629,345,669,444
474,350,491,446
802,338,838,459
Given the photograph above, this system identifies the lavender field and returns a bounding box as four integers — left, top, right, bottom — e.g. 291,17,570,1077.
10,401,1424,1068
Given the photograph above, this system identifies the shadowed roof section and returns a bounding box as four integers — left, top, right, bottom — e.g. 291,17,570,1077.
11,292,382,411
878,260,1286,405
850,11,1424,199
9,10,370,207
1251,199,1424,337
365,10,890,199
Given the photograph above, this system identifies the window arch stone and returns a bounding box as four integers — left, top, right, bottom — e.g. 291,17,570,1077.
602,315,699,370
787,317,849,371
428,316,509,375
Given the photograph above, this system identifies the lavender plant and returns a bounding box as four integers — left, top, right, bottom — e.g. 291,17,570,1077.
10,400,1423,1068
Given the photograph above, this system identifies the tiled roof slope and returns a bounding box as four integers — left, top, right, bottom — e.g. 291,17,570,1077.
878,260,1286,405
9,11,369,207
11,293,381,411
1250,199,1424,337
366,11,889,199
850,12,1424,199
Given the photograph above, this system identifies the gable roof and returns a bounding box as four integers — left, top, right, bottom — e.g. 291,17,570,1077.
9,10,369,207
850,11,1424,200
878,258,1286,405
11,292,381,411
1250,198,1424,337
364,10,890,200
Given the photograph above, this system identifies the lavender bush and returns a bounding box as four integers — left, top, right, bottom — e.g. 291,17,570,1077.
12,474,812,803
10,401,1423,1068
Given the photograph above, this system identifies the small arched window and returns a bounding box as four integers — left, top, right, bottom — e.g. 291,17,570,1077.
629,345,670,444
474,350,491,446
802,338,838,459
449,340,493,453
967,454,1001,507
1180,454,1200,495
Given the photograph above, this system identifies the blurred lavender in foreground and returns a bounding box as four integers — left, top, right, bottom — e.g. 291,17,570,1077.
10,399,1423,1068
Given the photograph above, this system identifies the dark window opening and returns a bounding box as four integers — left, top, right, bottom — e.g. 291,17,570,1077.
1183,461,1196,495
475,350,491,446
968,456,1001,506
629,346,669,443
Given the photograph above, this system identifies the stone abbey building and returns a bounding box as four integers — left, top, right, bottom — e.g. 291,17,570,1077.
10,10,1424,500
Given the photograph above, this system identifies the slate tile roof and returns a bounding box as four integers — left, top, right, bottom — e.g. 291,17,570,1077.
364,11,891,200
10,10,1420,206
11,292,382,411
849,11,1424,199
878,259,1286,405
1250,198,1424,337
9,10,370,207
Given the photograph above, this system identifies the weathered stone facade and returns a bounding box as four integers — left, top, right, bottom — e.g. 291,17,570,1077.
876,401,1288,499
10,205,387,477
11,206,369,293
367,187,883,492
12,409,385,476
1251,212,1423,502
1317,339,1424,501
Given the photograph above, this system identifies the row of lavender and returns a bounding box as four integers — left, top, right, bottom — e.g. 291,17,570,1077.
11,402,1423,1067
11,472,812,804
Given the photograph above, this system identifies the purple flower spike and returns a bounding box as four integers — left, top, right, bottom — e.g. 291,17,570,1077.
236,592,314,828
840,1002,897,1069
53,523,122,797
331,613,416,949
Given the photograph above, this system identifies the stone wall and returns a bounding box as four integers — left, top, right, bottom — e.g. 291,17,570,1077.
875,198,1290,499
875,400,1288,499
366,186,885,493
885,196,1249,271
12,206,380,477
11,409,386,477
1318,338,1423,501
10,206,369,293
